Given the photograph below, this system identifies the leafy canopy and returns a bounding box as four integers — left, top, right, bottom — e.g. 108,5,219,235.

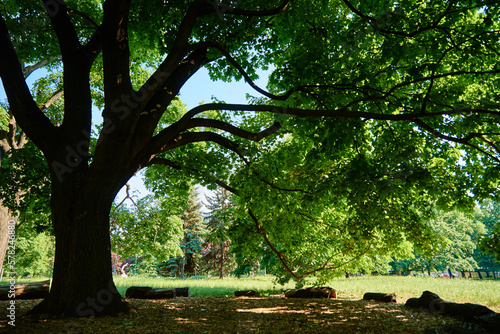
1,0,500,284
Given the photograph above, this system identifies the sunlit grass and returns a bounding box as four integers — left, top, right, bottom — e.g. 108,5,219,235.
113,275,296,297
327,275,500,312
113,275,500,312
2,274,498,312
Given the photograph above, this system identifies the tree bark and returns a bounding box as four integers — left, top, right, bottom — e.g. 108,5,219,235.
27,181,132,317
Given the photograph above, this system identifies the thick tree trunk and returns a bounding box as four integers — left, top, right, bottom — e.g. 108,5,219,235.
28,182,132,317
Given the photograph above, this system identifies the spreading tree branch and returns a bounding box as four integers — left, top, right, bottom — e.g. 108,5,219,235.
183,103,500,121
145,157,238,194
342,0,453,37
22,58,59,79
39,88,64,112
186,119,281,142
136,0,208,105
211,0,290,17
132,48,210,150
0,14,57,153
413,119,500,162
161,131,247,163
42,0,82,61
248,209,299,280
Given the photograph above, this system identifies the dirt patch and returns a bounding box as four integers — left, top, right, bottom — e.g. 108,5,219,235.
1,297,458,333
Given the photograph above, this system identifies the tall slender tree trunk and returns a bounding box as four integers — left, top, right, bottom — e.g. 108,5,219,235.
28,179,131,317
0,203,12,277
219,242,225,279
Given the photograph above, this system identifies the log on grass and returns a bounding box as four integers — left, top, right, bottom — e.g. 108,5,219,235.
125,286,176,299
363,292,397,303
405,291,495,319
175,287,190,297
235,290,261,297
285,286,337,299
0,280,50,300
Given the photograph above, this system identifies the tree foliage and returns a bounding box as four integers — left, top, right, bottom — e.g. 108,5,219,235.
179,188,206,275
13,231,55,278
110,189,184,262
1,0,500,316
478,199,500,264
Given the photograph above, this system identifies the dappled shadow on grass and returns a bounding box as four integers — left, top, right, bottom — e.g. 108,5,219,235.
2,297,457,333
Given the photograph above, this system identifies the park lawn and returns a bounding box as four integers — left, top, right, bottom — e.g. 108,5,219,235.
2,275,499,333
113,275,500,313
2,275,498,311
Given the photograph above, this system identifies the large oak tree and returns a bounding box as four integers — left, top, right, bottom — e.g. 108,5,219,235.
0,0,499,317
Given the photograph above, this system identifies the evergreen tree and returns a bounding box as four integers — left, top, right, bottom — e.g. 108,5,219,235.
204,187,235,278
178,188,206,277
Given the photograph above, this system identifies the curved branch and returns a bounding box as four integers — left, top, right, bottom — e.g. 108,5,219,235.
146,157,238,194
184,103,500,121
199,41,339,104
413,119,500,162
0,14,57,153
136,0,208,103
342,0,453,37
22,58,59,79
162,131,247,163
297,245,372,279
202,41,297,101
187,118,281,142
251,204,374,281
248,209,299,280
39,88,64,112
211,0,290,17
42,0,81,59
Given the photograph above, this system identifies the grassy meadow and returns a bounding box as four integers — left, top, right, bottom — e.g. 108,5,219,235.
113,275,500,312
2,275,499,312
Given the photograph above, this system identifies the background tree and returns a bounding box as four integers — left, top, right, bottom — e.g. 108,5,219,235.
478,200,500,266
203,187,235,278
13,231,55,278
110,185,184,271
0,62,61,276
1,0,499,316
392,209,486,275
177,188,206,277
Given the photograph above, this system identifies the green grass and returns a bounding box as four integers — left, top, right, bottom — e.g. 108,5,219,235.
113,275,296,297
114,275,500,312
327,275,500,312
3,275,499,312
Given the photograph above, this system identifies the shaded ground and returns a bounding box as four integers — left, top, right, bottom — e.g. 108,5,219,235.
1,296,459,333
